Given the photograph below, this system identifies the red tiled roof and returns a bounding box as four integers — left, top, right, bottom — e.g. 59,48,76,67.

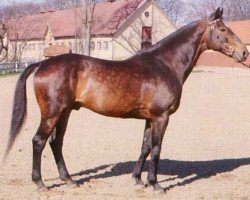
7,0,144,40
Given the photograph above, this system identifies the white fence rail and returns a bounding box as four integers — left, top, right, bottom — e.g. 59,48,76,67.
0,61,31,74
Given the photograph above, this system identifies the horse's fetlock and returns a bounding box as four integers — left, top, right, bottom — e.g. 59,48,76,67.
32,172,41,182
132,170,141,179
147,174,157,185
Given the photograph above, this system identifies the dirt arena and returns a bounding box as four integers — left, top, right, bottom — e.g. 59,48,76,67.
0,67,249,200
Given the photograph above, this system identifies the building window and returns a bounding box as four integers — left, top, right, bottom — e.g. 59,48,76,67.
103,41,108,50
145,11,150,18
12,44,15,54
79,41,83,52
68,42,73,50
90,42,95,50
97,41,102,50
18,43,22,51
141,26,152,49
24,44,27,52
38,43,44,51
40,43,44,50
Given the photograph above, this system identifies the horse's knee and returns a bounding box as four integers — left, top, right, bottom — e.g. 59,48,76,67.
32,135,47,147
151,146,161,160
141,145,150,156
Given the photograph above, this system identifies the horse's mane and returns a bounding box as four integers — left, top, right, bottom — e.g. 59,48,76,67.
137,19,204,55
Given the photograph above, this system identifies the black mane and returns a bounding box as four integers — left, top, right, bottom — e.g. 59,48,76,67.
137,19,204,55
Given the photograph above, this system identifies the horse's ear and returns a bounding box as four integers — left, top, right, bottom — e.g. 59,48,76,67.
208,7,223,22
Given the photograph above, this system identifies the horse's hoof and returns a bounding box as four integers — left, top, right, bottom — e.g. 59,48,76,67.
66,180,79,188
34,180,49,192
147,181,165,193
37,186,50,192
133,177,145,185
134,183,146,190
133,177,146,191
153,188,166,195
152,183,165,194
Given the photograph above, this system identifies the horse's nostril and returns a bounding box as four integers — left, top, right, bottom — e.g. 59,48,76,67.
243,50,249,59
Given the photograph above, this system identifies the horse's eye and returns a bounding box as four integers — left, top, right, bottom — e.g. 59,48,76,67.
220,28,226,32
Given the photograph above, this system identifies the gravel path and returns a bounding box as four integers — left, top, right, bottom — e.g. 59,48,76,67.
0,67,249,199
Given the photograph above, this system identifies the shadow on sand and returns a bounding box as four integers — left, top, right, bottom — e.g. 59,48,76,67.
49,158,250,190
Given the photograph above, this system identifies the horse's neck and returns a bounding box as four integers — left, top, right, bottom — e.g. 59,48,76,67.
153,20,207,85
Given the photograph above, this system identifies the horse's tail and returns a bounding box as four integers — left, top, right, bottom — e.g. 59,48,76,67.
3,62,41,162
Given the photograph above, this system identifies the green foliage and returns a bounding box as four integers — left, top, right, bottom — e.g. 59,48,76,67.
0,69,22,77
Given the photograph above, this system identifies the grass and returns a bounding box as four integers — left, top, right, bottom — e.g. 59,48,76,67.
0,68,211,78
0,70,22,78
192,68,214,73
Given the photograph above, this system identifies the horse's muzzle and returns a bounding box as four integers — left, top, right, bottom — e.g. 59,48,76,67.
233,49,249,63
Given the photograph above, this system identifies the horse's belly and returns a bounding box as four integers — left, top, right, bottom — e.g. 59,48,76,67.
77,89,141,117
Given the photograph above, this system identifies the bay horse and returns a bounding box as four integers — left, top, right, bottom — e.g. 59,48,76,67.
4,8,249,192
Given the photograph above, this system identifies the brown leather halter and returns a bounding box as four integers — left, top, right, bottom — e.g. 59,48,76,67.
208,19,235,56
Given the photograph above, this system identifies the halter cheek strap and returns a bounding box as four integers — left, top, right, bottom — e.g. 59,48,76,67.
208,19,220,30
207,19,235,56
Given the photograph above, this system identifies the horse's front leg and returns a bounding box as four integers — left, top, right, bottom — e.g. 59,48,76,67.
147,112,169,192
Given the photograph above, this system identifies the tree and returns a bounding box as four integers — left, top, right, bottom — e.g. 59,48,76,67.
156,0,185,24
183,0,250,23
0,23,8,62
81,0,97,56
222,0,250,21
0,1,46,63
41,0,81,10
81,0,103,55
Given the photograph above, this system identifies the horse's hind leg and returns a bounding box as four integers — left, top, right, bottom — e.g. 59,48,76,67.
132,120,151,186
32,115,60,190
49,109,78,187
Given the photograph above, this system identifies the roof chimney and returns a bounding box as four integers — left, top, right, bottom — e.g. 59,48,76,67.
48,9,55,13
39,9,46,14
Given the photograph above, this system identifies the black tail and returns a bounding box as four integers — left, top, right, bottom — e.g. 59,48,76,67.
3,62,40,161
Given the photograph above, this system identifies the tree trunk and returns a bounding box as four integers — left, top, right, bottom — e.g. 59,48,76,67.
82,0,95,56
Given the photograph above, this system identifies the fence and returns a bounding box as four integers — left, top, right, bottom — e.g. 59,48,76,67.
0,61,31,75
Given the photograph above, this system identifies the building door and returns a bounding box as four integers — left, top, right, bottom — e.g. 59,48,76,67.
141,26,152,49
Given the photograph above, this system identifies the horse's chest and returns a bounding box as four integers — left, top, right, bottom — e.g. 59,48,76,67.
142,82,181,116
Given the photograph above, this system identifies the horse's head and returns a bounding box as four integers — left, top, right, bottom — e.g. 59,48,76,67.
205,8,249,63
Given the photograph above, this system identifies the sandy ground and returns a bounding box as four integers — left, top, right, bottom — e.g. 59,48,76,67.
0,67,249,200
